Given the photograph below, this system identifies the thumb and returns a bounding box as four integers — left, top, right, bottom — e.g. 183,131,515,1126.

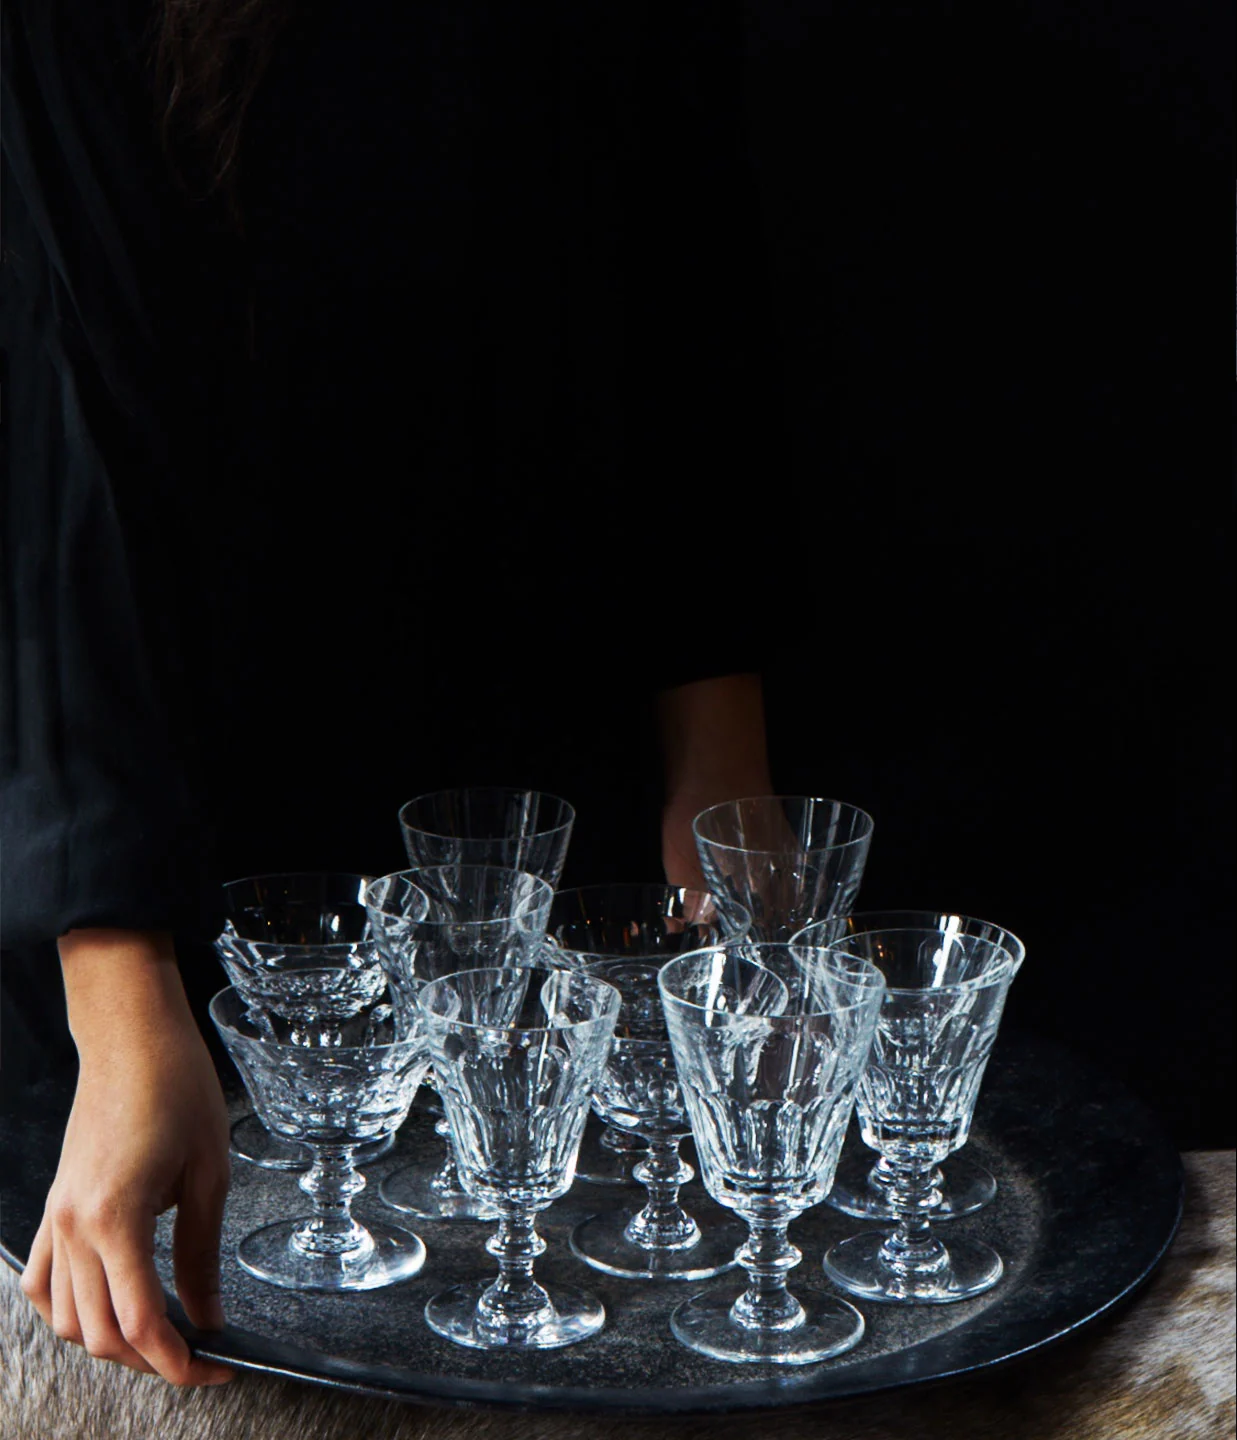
172,1171,229,1331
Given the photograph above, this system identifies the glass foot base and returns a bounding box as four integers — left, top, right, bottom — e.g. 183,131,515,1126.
670,1288,865,1364
823,1230,1004,1303
826,1154,997,1221
572,1119,643,1188
569,1205,744,1281
237,1217,425,1292
230,1115,394,1171
378,1161,499,1220
425,1281,605,1350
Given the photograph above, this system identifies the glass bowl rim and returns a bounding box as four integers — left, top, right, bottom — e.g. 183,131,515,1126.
216,932,381,959
219,871,384,950
207,985,423,1056
547,881,751,959
222,869,379,895
364,868,553,929
792,910,1027,971
397,786,577,841
808,927,1022,995
656,943,888,1019
415,963,621,1034
690,795,876,853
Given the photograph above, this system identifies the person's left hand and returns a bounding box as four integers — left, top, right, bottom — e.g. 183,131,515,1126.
21,931,235,1387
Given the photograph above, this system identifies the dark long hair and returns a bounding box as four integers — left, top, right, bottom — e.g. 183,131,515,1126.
144,0,301,356
146,0,299,239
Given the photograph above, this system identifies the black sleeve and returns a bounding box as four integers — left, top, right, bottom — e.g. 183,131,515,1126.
0,0,224,949
622,0,783,694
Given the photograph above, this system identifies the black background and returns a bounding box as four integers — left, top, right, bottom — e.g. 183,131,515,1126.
728,0,1232,1148
5,0,1228,1156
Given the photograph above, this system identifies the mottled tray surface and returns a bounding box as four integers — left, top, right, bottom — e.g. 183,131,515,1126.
0,1033,1184,1415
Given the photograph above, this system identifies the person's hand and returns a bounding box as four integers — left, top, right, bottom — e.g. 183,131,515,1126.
20,929,236,1386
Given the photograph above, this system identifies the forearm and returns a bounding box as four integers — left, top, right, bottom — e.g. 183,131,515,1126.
58,928,194,1055
656,672,774,887
657,672,774,803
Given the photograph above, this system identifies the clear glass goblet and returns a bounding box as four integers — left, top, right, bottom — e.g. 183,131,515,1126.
794,910,1026,1221
548,884,750,1279
693,796,874,944
396,788,572,1143
659,942,885,1364
216,872,417,1170
398,786,575,887
819,927,1019,1304
418,963,621,1350
364,865,554,1220
209,986,431,1291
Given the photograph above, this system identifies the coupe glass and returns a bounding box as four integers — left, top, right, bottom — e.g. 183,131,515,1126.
659,942,885,1363
418,963,621,1349
794,911,1026,1221
547,884,749,1280
820,927,1019,1303
215,872,418,1170
398,786,575,886
364,865,554,1220
693,797,874,943
209,986,431,1291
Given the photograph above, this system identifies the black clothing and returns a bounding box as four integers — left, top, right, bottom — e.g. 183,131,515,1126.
1,0,782,1067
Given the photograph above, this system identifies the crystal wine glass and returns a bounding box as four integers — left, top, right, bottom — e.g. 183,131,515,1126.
364,864,554,1219
215,871,416,1171
820,926,1019,1303
418,963,621,1349
547,884,749,1279
209,986,431,1291
396,787,607,1172
794,910,1026,1220
659,941,885,1363
398,786,574,885
693,796,874,943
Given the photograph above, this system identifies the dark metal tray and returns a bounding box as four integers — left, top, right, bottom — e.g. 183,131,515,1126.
0,1032,1184,1415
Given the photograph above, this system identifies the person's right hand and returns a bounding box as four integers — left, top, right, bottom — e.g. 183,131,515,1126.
20,929,236,1385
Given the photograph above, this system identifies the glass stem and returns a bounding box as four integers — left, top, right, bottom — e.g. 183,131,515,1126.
869,1152,944,1197
879,1158,948,1275
476,1205,553,1338
293,1145,371,1258
730,1214,804,1332
430,1117,464,1194
626,1135,699,1250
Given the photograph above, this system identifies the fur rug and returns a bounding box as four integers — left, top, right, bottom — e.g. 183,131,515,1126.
1,1153,1231,1440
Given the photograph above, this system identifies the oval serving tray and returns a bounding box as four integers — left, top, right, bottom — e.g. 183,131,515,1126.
0,1032,1183,1415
